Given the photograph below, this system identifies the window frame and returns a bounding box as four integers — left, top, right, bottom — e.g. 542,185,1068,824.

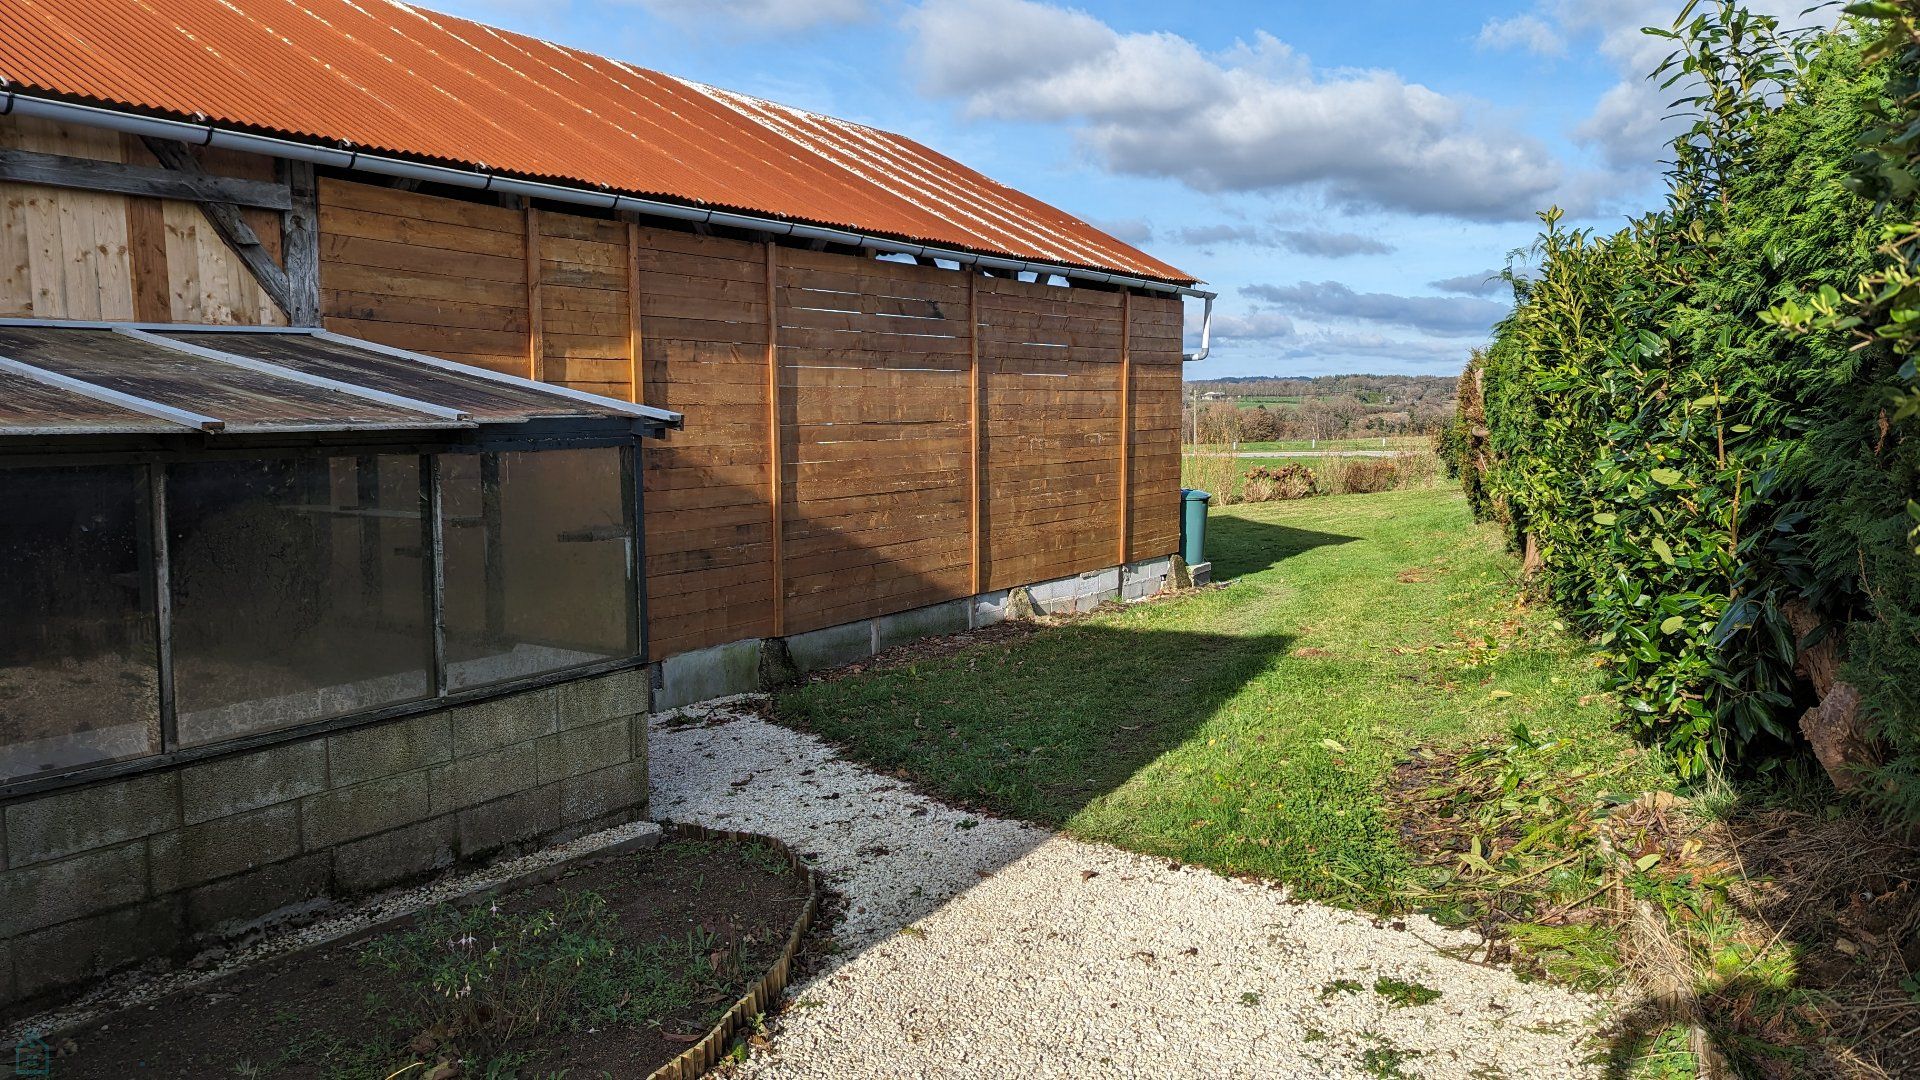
0,430,647,800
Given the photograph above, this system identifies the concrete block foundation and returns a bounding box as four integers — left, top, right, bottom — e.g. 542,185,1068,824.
0,664,651,1013
652,552,1182,708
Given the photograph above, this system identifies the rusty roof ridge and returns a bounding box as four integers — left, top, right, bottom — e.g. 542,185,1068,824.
0,88,1214,301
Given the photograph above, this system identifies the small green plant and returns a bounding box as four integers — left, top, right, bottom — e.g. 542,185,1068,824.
741,843,792,877
1371,976,1442,1008
1238,991,1260,1007
357,890,737,1068
1361,1041,1420,1079
360,891,621,1056
1319,978,1364,998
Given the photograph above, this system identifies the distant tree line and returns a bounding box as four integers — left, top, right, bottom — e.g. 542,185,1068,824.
1183,374,1459,442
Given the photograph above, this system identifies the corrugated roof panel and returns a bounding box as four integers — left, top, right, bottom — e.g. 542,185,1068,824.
0,323,681,438
0,367,180,435
161,331,600,423
0,326,457,433
0,0,1193,284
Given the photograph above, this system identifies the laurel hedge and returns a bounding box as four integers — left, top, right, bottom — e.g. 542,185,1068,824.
1445,2,1920,812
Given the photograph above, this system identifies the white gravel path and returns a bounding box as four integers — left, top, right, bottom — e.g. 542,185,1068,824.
650,698,1611,1079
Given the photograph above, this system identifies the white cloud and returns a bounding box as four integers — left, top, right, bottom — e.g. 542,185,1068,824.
1213,311,1296,340
1499,1,1816,173
904,0,1562,221
631,0,871,32
1242,281,1506,336
1477,14,1565,57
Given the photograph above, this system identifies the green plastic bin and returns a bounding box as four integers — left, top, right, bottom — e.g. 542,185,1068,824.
1180,488,1211,568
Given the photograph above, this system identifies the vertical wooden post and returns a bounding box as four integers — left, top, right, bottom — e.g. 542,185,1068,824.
524,206,543,382
626,221,644,405
765,241,786,637
280,159,321,326
968,271,983,595
1117,290,1133,566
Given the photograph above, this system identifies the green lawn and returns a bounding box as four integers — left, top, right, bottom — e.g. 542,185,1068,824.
775,488,1672,908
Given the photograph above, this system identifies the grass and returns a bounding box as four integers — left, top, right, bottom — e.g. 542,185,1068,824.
769,485,1920,1076
776,488,1672,908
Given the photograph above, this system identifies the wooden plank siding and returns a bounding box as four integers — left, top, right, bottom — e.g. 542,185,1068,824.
0,114,284,324
774,251,974,635
0,110,1182,664
309,180,1184,656
4,165,1175,661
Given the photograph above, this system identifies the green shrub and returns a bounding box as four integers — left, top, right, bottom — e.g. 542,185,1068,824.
1452,1,1920,803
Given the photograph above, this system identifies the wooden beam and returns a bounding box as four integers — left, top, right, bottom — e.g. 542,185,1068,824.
280,159,321,326
968,270,984,596
525,206,544,382
0,147,293,209
1117,289,1133,565
627,221,644,405
766,241,786,637
141,137,294,319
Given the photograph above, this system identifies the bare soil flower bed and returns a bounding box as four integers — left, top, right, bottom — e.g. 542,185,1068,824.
40,828,811,1079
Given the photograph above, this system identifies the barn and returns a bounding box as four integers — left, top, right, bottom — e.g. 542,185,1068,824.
0,0,1207,1007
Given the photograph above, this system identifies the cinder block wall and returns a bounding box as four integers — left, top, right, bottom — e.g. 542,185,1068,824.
0,667,650,1012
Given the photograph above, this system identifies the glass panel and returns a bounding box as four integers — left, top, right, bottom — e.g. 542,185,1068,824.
0,464,159,782
443,448,634,690
0,327,443,433
168,455,432,745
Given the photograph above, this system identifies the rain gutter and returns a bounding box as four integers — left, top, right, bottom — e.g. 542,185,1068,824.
2,91,1216,357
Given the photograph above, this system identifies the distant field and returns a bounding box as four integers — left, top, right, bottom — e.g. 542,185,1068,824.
1205,436,1431,454
1232,395,1302,409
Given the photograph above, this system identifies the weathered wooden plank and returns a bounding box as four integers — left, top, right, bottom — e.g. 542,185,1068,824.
627,221,643,405
320,178,521,232
125,196,169,322
322,232,527,284
321,203,525,259
525,207,543,381
323,288,527,334
0,147,292,209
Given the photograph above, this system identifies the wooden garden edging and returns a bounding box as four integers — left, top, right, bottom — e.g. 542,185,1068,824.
647,822,822,1080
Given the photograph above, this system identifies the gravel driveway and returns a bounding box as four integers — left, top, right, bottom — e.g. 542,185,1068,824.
650,698,1610,1079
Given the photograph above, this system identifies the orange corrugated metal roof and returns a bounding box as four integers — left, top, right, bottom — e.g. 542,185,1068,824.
0,0,1194,284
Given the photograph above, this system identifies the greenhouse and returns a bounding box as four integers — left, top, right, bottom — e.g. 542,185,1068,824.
0,319,680,793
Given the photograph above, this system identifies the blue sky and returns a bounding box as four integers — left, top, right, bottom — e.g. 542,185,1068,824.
421,0,1795,378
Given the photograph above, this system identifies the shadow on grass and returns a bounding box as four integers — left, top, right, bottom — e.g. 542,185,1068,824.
1207,511,1360,581
777,622,1295,827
